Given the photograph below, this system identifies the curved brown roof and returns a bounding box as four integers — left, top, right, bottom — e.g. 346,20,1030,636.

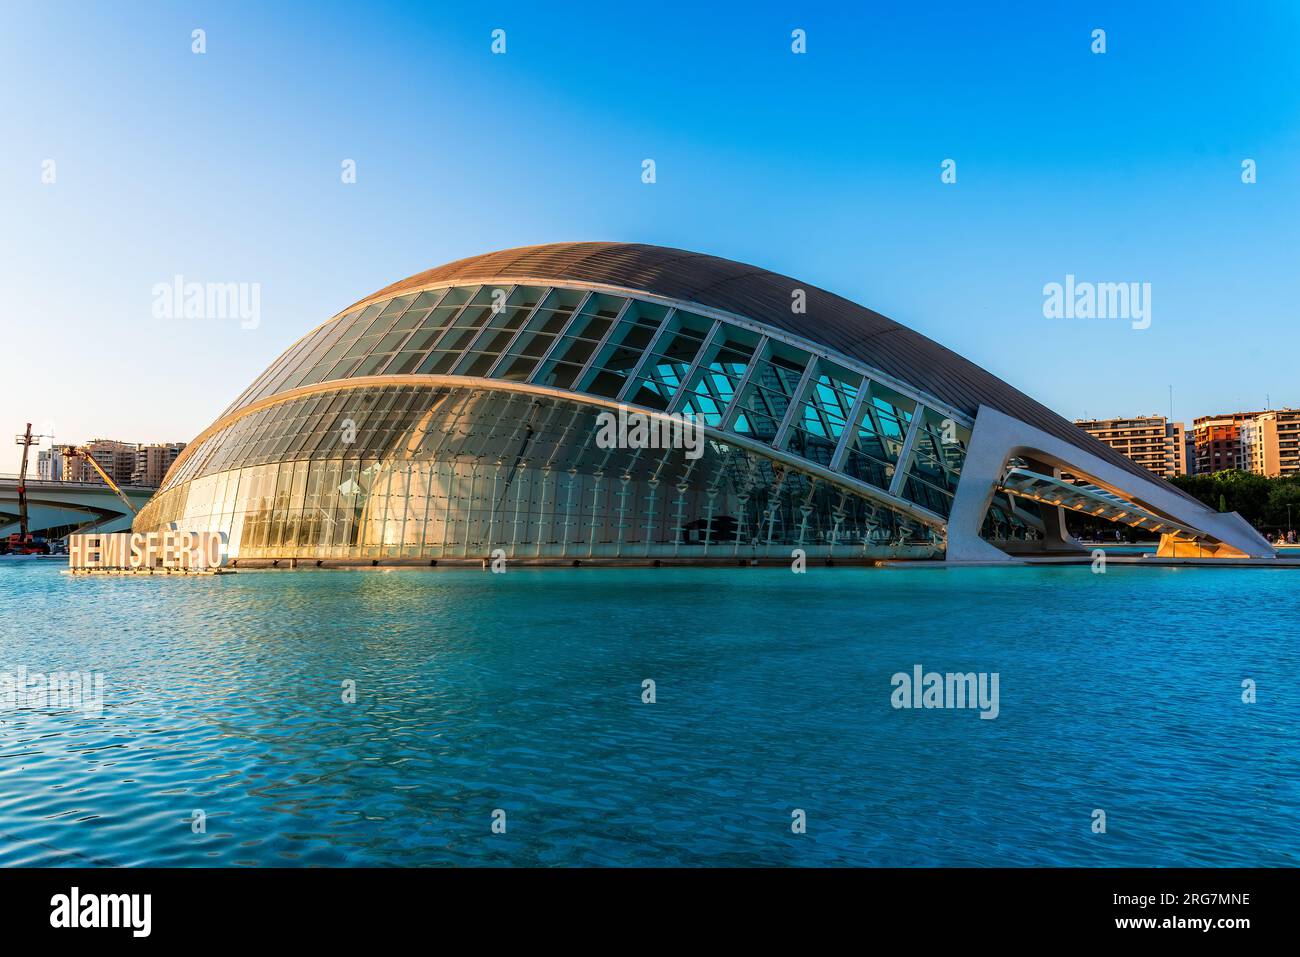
358,241,1174,492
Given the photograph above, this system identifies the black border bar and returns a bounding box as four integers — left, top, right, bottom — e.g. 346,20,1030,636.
0,867,1289,943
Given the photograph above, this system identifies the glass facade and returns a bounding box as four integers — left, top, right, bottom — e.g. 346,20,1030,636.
902,407,971,518
138,384,940,562
981,491,1038,544
146,280,980,562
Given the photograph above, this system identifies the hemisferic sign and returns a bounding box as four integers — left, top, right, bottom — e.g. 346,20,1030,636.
68,531,228,571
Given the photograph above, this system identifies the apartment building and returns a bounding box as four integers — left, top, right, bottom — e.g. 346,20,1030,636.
1192,412,1266,474
36,447,64,482
64,439,138,486
1074,415,1187,479
1241,410,1300,478
132,442,187,487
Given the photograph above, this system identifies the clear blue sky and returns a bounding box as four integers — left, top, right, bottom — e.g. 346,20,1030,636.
3,1,1297,473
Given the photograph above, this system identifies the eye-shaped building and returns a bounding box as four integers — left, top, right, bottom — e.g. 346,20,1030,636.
133,243,1273,564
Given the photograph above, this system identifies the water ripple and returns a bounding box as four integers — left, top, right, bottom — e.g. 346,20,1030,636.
0,562,1296,866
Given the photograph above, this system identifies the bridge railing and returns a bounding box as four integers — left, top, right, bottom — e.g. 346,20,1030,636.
0,474,158,491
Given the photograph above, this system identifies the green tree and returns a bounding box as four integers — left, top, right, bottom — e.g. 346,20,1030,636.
1264,480,1300,531
1170,470,1278,528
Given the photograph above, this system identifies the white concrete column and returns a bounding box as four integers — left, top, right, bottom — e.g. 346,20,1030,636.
945,405,1275,563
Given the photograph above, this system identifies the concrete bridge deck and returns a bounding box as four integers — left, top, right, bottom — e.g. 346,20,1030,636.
0,475,155,538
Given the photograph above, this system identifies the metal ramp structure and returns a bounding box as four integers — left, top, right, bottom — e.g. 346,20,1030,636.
998,466,1201,538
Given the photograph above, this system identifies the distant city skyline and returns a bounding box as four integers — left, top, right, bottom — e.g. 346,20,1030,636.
4,1,1298,474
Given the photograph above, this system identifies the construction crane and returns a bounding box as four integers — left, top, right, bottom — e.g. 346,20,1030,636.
12,423,52,538
58,444,139,516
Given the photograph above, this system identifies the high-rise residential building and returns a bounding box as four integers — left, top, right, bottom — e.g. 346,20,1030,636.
1167,420,1187,477
31,439,187,485
1073,415,1187,479
1240,410,1300,478
1192,412,1265,474
36,447,65,481
132,442,187,487
1240,417,1265,474
66,439,138,486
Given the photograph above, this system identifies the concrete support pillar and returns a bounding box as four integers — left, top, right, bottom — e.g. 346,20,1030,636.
945,405,1275,563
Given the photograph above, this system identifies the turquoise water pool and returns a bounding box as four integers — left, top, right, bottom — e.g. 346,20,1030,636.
0,562,1296,866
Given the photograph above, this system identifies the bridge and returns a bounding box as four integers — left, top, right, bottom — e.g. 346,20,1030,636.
0,475,156,538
